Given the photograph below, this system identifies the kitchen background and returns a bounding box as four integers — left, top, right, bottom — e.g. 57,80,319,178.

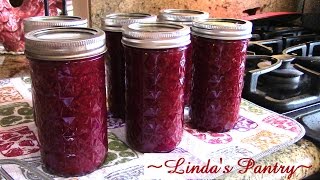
73,0,304,27
0,0,316,51
0,0,319,179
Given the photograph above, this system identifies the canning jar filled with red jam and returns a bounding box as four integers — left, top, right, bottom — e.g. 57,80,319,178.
158,9,209,109
101,13,156,119
190,18,252,132
25,27,107,177
122,23,190,152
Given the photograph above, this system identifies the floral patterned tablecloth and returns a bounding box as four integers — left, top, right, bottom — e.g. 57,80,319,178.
0,76,305,179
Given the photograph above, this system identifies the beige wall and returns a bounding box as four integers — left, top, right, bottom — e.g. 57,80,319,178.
73,0,90,22
89,0,301,28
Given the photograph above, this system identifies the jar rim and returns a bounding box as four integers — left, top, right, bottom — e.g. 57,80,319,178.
25,27,106,61
122,22,191,49
23,16,88,33
158,9,209,23
191,18,252,40
101,13,157,32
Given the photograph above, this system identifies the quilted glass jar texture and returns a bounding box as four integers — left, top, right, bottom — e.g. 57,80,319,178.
124,46,187,152
122,22,190,152
190,18,252,132
25,27,107,176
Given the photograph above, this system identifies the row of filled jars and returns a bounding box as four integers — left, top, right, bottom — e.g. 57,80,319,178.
24,9,252,177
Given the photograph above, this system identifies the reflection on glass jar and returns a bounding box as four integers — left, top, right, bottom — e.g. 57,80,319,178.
122,22,190,152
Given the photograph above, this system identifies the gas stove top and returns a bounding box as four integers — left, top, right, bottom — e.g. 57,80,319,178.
243,54,320,112
242,20,320,145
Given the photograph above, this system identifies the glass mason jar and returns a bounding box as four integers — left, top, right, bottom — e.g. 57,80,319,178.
25,27,107,177
158,9,209,109
101,13,156,119
23,16,88,34
24,16,88,127
122,22,190,152
190,18,252,132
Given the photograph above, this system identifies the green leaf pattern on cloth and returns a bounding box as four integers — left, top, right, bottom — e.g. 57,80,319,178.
240,99,268,115
0,102,33,127
103,133,139,167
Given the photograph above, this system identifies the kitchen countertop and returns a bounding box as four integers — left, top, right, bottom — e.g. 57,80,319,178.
0,53,319,179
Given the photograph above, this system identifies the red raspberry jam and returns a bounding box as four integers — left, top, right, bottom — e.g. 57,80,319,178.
122,23,190,152
25,27,107,177
190,18,252,132
102,13,156,119
158,9,209,107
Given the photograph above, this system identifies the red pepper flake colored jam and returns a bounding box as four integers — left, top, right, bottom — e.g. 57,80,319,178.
190,35,249,132
124,46,187,152
30,55,107,176
105,31,125,119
